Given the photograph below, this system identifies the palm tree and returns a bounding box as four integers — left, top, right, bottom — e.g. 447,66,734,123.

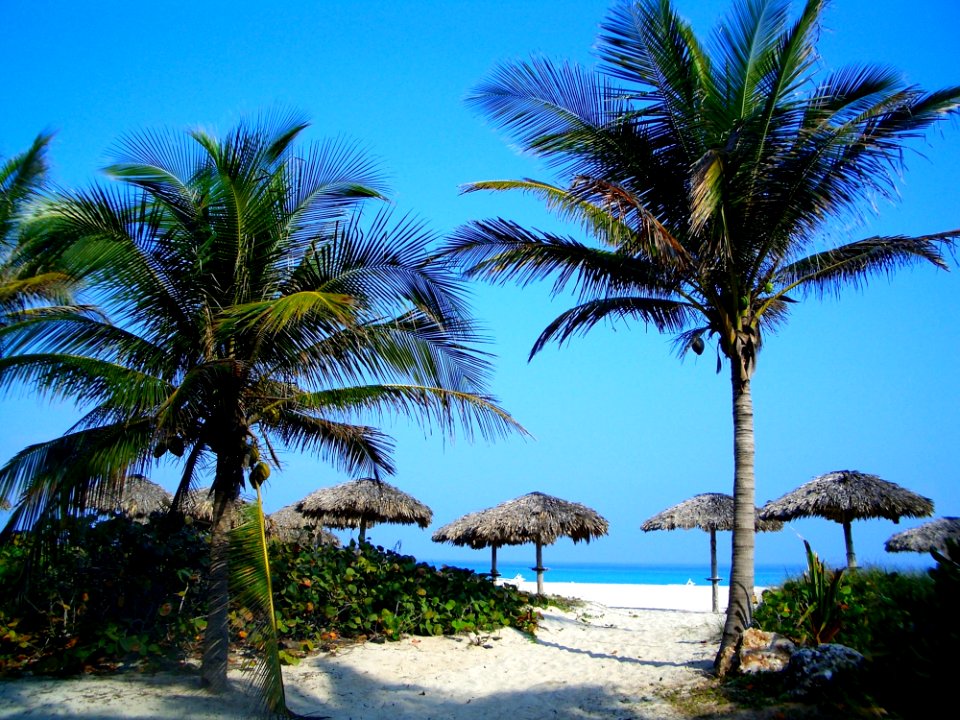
444,0,959,671
0,132,74,327
0,113,521,703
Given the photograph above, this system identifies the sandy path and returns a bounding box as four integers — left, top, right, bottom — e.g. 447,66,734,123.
0,598,723,719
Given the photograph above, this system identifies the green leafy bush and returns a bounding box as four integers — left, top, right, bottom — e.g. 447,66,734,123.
0,515,209,674
0,517,538,674
754,563,932,654
754,548,960,718
259,540,539,656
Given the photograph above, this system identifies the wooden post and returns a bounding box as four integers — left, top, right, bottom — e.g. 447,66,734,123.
843,520,857,569
490,545,500,578
533,541,546,595
708,528,720,613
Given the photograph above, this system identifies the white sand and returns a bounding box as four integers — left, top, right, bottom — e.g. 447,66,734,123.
0,584,727,719
506,580,736,611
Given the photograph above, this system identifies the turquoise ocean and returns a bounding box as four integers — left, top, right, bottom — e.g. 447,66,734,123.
426,560,807,587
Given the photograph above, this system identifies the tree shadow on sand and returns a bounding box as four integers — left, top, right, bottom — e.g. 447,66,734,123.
0,664,692,719
284,660,691,720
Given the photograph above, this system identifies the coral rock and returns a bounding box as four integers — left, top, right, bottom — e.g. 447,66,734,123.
785,644,865,698
738,628,796,674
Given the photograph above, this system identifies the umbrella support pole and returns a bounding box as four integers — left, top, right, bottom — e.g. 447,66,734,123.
533,542,547,595
708,529,720,613
490,545,500,579
843,520,857,569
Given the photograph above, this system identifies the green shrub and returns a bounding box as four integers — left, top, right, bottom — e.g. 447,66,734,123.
0,515,209,674
754,552,954,718
259,540,539,656
754,564,933,654
0,518,538,674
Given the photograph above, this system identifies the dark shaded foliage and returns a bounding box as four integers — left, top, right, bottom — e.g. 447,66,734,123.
0,514,209,674
753,545,960,718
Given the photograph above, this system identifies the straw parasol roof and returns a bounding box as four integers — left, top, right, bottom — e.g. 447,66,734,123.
176,486,248,526
432,491,609,594
92,474,172,518
641,492,782,533
760,470,934,568
266,504,341,547
885,517,960,555
641,493,783,612
297,478,432,544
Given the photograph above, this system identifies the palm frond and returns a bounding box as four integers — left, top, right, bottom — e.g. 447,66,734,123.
777,231,958,298
294,383,527,443
218,291,359,339
447,219,681,300
598,0,712,161
270,411,396,477
713,0,791,122
0,132,53,244
0,419,154,536
467,57,610,155
0,353,169,411
529,295,695,358
228,493,288,717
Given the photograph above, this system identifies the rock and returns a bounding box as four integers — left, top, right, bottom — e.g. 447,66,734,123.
738,628,796,674
785,644,865,698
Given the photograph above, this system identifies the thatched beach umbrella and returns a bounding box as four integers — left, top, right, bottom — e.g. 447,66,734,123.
432,508,504,577
176,486,248,526
433,491,609,594
760,470,934,569
641,493,783,612
92,474,172,518
297,478,432,544
266,504,340,547
885,517,960,555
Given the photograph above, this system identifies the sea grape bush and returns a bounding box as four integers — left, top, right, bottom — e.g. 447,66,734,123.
0,516,539,674
0,515,210,674
753,546,960,716
753,563,932,652
258,540,540,657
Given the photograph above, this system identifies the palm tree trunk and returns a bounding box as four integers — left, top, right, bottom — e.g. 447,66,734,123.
715,355,756,674
201,429,245,692
201,485,235,692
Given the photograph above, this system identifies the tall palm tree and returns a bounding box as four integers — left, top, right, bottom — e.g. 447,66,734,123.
445,0,959,671
0,114,521,701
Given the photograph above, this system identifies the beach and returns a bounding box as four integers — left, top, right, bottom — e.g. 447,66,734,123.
0,583,728,719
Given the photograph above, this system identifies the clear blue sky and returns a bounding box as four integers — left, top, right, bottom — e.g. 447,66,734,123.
2,0,958,574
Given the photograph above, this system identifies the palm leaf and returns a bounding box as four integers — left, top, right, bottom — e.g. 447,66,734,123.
777,231,958,297
529,295,695,357
0,419,154,536
228,490,289,717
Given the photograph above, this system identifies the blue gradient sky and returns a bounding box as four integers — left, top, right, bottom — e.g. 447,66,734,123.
2,0,958,574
